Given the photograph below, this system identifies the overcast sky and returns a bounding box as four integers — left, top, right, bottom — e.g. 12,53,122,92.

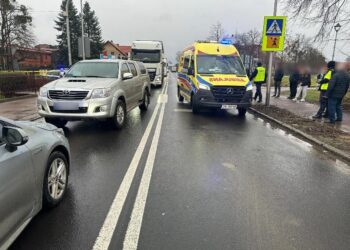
22,0,349,63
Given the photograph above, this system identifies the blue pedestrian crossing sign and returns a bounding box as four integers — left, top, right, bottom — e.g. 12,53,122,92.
262,16,287,52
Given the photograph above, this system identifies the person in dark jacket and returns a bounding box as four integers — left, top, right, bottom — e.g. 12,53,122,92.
288,66,300,99
293,67,311,102
313,61,336,119
273,64,284,97
325,63,350,123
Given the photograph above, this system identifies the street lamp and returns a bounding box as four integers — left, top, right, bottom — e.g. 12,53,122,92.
80,0,85,60
332,23,341,61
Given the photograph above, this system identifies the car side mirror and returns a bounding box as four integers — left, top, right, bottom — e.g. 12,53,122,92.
122,72,133,80
188,67,194,76
3,126,28,152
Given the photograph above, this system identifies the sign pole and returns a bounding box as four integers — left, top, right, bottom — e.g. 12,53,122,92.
265,0,278,106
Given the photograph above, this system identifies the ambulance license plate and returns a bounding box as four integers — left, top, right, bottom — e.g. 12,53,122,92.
221,105,237,110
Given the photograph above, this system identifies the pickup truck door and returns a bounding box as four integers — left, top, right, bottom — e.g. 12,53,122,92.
120,63,136,110
0,123,36,244
128,63,143,102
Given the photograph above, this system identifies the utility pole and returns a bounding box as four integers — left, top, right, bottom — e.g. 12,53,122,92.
265,0,278,106
80,0,85,60
332,23,341,61
65,0,72,66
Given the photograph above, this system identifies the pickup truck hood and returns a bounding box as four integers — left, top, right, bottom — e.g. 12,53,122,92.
44,77,116,90
197,74,249,87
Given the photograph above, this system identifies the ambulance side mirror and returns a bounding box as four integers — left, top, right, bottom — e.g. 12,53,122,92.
188,67,194,76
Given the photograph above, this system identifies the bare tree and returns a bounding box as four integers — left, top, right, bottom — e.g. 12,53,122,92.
0,0,35,70
207,21,225,41
283,0,350,40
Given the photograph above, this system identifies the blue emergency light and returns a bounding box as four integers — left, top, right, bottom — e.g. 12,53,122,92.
220,35,234,45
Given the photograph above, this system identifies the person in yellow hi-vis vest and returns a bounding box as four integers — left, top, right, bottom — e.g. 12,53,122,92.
249,62,267,103
313,61,336,119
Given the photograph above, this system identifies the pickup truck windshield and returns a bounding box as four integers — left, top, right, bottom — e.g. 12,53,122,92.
131,50,161,63
196,55,246,75
65,62,119,78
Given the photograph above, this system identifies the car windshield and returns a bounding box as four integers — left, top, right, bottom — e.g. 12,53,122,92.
131,50,161,63
196,55,246,75
65,62,119,78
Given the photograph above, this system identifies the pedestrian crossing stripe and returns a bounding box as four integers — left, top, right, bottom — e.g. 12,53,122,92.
266,19,282,36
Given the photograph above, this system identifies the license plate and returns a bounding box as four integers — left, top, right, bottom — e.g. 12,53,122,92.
53,102,79,111
221,105,237,110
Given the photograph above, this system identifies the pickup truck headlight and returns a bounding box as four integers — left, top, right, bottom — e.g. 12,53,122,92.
198,83,210,90
39,87,48,97
246,81,253,91
91,88,112,99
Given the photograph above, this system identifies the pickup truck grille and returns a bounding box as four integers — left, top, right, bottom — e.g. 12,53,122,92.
211,86,246,103
48,90,89,100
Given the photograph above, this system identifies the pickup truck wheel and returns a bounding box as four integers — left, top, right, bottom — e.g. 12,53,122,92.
110,100,126,129
45,118,67,128
139,90,150,111
238,107,247,117
43,151,69,209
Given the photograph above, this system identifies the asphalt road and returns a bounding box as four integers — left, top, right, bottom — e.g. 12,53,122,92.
11,73,350,250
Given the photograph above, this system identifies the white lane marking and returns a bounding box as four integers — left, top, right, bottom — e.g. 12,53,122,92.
174,109,192,112
92,104,161,250
123,81,168,250
123,103,166,250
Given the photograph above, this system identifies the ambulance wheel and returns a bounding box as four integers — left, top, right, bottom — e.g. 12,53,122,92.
191,94,200,114
238,108,247,117
178,87,184,102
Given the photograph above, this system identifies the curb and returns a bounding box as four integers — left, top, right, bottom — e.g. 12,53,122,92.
0,94,36,103
249,107,350,163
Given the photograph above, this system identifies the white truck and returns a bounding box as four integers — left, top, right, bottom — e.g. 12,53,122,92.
130,40,166,86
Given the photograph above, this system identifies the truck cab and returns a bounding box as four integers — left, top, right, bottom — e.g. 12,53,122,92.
177,41,252,115
130,40,166,86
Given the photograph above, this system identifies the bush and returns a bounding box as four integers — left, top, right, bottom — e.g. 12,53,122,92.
0,74,27,97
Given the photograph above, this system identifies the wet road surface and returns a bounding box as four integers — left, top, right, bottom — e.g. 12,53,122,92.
11,74,350,250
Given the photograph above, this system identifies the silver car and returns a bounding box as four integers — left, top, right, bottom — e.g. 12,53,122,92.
37,59,151,129
0,117,70,249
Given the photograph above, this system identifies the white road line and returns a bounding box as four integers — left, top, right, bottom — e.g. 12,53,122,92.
123,84,168,250
92,104,161,250
174,108,192,112
123,103,166,250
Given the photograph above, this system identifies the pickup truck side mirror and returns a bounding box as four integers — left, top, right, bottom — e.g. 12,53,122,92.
122,72,133,80
3,126,28,152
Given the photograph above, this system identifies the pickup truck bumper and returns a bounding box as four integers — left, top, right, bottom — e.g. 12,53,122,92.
37,96,116,121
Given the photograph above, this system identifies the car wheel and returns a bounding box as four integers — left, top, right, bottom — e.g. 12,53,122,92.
238,107,247,117
139,89,150,111
43,151,69,208
45,118,67,128
178,87,184,102
110,100,126,129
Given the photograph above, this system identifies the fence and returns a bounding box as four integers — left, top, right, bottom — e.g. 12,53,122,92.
0,72,50,98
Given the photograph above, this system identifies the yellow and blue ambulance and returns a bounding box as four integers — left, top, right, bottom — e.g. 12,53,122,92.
177,40,252,115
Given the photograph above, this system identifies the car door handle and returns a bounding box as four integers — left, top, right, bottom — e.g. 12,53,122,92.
32,146,43,156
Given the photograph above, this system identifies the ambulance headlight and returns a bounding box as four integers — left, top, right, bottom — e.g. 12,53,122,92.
198,83,210,90
246,81,253,91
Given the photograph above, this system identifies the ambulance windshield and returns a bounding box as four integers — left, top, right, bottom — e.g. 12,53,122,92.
196,55,245,75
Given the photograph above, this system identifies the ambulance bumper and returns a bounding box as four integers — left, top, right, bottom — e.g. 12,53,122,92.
193,89,252,109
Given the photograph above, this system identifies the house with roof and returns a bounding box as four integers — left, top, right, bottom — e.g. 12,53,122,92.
102,41,131,59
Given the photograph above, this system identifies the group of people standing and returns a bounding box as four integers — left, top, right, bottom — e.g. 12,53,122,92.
248,60,350,124
312,61,350,124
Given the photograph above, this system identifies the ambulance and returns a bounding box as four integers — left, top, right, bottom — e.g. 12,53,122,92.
177,41,252,115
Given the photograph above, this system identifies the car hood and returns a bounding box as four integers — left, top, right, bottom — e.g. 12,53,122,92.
16,120,59,132
43,77,116,90
197,74,249,87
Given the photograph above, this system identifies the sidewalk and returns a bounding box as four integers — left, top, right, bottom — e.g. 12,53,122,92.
262,95,350,133
0,96,40,121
